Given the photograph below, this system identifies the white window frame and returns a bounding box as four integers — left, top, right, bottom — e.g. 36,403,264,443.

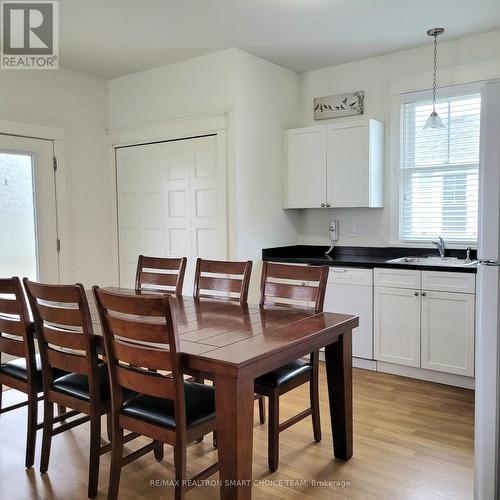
389,82,483,248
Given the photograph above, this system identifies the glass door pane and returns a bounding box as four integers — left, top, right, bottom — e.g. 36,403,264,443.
0,152,38,280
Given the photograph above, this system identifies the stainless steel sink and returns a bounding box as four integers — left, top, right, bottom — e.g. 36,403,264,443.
387,256,478,267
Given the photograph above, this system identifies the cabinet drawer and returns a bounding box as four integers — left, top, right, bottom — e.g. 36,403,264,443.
374,268,421,289
422,271,476,293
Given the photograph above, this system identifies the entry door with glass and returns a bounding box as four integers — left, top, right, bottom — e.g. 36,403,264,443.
0,134,59,282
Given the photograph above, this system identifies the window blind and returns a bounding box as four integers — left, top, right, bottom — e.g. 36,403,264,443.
400,92,481,243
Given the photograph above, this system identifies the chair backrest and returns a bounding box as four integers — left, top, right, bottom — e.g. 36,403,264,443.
259,262,329,313
0,277,35,379
193,258,252,305
23,279,100,389
135,255,187,295
93,287,186,427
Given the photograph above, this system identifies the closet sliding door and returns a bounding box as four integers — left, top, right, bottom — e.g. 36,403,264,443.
115,135,226,293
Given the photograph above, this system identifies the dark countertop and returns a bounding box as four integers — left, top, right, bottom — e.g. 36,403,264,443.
262,245,478,273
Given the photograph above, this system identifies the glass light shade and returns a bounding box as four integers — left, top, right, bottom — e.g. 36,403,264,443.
424,110,445,129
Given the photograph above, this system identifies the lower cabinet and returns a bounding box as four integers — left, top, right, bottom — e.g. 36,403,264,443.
421,291,475,376
374,286,421,367
374,268,476,378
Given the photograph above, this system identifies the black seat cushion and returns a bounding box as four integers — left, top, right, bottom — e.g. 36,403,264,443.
52,362,111,402
122,381,215,430
0,354,66,392
255,359,312,388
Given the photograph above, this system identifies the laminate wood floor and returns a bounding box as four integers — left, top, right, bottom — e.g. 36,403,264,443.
0,367,474,500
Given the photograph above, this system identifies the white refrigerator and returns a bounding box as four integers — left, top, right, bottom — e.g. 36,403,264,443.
475,79,500,500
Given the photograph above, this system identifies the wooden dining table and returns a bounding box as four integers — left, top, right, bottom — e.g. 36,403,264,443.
87,288,359,500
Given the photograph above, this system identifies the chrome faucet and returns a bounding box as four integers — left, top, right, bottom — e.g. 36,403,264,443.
432,236,446,258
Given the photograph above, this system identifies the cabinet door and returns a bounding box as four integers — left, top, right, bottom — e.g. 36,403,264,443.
284,127,326,208
421,291,475,376
374,286,421,367
327,123,369,207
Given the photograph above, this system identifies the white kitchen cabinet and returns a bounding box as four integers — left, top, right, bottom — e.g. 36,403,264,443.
421,291,475,376
326,121,384,208
283,126,326,208
283,119,384,209
374,286,421,367
374,268,476,378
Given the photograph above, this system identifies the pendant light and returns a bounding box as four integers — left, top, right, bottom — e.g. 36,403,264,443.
424,27,445,129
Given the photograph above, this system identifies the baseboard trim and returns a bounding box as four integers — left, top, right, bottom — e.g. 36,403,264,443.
317,351,377,371
377,361,475,389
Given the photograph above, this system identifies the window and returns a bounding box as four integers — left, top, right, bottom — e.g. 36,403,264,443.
399,90,480,243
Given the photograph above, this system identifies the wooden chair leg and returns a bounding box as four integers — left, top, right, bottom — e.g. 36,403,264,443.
108,427,124,500
106,411,112,442
57,405,66,419
195,374,204,443
268,390,280,472
88,413,101,498
153,441,164,461
40,400,54,473
310,351,321,443
174,444,187,500
25,390,38,468
258,395,266,424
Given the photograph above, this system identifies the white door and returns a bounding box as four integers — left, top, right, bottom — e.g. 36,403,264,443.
421,290,475,376
116,135,226,293
0,134,59,282
284,127,326,209
374,286,421,367
327,123,369,207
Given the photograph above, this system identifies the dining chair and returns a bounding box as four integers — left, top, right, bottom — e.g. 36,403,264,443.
135,255,187,295
0,277,45,468
254,261,329,472
193,258,252,305
93,287,219,500
23,279,116,498
192,258,265,428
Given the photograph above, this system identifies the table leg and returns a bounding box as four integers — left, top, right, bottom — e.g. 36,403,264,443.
324,329,353,460
214,374,254,500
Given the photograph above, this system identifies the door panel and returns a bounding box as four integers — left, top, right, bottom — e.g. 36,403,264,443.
116,135,226,293
421,290,475,376
285,127,326,208
327,124,369,207
374,286,421,367
0,134,58,282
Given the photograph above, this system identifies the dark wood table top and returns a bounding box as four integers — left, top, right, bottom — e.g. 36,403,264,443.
87,288,358,374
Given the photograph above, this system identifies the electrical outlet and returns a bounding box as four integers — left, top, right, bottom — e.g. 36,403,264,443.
348,225,357,237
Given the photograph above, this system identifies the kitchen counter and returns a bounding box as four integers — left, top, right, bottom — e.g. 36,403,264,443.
262,245,478,273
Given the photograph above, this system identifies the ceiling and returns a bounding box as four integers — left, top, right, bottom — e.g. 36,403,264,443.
59,0,500,79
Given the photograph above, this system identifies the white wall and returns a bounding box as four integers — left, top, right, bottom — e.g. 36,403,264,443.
297,29,500,247
108,49,300,297
0,68,112,286
233,51,300,298
108,49,237,130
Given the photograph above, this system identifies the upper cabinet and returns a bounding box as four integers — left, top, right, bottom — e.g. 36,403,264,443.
283,119,384,209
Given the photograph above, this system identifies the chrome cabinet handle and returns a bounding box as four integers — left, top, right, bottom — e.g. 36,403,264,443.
326,202,331,207
421,292,426,296
414,291,419,296
320,203,326,207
